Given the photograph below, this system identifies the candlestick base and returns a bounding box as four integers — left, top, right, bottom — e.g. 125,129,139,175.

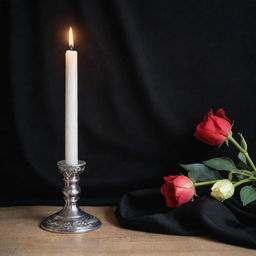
40,160,101,233
40,210,101,233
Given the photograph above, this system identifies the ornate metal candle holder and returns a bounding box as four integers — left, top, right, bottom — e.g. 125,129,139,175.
40,160,101,233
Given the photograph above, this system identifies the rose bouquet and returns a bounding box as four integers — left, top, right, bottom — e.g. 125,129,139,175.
161,108,256,208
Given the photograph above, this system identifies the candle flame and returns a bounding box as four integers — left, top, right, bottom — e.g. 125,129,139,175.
69,27,74,49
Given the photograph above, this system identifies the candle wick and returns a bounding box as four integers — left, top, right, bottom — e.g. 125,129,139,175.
69,46,74,50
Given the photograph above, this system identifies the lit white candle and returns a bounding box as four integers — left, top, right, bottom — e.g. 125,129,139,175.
65,27,78,165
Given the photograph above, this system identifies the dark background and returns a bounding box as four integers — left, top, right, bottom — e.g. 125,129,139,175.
1,0,256,206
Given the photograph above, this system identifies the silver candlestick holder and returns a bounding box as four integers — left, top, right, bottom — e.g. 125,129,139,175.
40,160,102,233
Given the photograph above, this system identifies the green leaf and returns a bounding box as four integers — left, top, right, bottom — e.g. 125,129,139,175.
238,133,247,151
203,157,236,171
240,185,256,206
238,152,247,164
237,152,251,170
180,163,221,182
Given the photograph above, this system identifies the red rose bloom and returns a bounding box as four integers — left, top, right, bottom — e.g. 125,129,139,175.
160,175,195,207
194,108,232,146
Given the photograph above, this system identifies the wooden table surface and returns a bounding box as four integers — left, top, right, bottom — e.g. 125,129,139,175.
0,206,255,256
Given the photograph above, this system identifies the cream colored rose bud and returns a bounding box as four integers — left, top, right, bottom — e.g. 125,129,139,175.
211,179,235,202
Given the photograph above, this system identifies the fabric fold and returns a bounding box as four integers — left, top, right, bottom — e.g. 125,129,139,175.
116,189,256,249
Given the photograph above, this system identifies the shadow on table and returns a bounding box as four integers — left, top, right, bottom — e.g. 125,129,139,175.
102,206,121,227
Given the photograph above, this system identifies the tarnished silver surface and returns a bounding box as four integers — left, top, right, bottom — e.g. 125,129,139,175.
40,160,101,233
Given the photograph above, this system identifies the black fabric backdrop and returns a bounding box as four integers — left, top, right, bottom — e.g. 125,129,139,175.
2,0,256,206
2,0,256,249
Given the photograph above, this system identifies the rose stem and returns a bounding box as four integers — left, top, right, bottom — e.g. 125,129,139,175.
234,178,252,188
228,170,256,181
194,180,220,187
227,135,256,174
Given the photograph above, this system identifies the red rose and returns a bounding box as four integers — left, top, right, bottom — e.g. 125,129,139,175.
160,175,195,207
194,108,232,146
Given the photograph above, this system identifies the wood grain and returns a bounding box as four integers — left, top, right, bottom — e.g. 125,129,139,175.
0,206,255,256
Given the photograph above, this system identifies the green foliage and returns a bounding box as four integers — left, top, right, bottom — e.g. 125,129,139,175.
238,133,247,151
237,152,251,170
180,163,221,182
203,157,236,171
240,185,256,206
233,169,253,181
238,152,247,164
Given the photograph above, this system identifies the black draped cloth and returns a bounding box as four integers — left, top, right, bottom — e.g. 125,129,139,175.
116,189,256,249
1,0,256,249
